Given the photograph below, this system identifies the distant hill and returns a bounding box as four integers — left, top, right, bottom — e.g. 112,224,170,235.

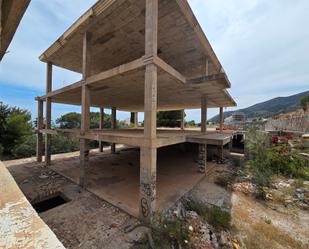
209,90,309,122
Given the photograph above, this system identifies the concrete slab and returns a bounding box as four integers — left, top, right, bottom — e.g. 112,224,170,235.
4,157,144,249
49,146,207,217
0,162,65,249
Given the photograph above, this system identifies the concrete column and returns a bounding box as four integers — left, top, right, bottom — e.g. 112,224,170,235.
140,63,158,222
99,107,104,152
80,84,90,187
80,32,91,187
134,112,138,128
201,95,207,134
219,107,224,133
198,144,207,173
130,112,138,128
180,109,185,130
140,0,158,222
36,99,43,162
111,107,116,153
45,62,52,166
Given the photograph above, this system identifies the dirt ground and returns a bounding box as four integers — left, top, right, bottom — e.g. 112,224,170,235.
194,164,309,249
4,148,309,249
5,150,145,249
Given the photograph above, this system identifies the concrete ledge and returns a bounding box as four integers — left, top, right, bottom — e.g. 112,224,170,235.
0,161,65,249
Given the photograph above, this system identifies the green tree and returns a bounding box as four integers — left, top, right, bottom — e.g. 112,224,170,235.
56,112,113,129
1,108,33,156
56,112,81,129
300,95,309,111
157,110,182,128
0,102,11,144
186,120,196,127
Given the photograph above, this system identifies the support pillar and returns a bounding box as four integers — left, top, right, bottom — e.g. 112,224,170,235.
99,107,104,152
201,95,207,134
140,63,158,222
111,107,116,154
45,62,52,166
180,109,185,130
198,144,207,173
130,112,138,128
219,107,224,133
36,99,43,162
139,0,158,222
80,84,90,187
134,112,138,128
199,95,208,172
80,32,91,187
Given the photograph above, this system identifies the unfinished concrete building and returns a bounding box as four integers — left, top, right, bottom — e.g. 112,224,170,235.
36,0,236,221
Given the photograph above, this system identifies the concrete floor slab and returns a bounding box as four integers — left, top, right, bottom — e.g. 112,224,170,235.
49,146,207,217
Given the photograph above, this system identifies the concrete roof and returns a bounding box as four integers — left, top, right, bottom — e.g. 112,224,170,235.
0,0,30,61
38,0,236,110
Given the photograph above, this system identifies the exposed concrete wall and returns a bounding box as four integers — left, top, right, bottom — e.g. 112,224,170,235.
0,161,65,249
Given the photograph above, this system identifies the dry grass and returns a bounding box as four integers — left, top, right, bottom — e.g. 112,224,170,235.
244,222,306,249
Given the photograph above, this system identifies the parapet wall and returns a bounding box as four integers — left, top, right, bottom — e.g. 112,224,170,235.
0,161,65,249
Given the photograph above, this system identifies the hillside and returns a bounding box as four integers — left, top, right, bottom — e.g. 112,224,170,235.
210,90,309,122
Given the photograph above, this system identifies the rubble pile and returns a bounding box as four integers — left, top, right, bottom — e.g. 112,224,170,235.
161,203,241,249
186,211,240,249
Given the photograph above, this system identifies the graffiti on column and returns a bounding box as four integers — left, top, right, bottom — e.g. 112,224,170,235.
141,197,149,217
140,174,156,217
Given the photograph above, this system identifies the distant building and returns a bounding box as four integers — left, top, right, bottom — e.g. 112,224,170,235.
224,112,246,125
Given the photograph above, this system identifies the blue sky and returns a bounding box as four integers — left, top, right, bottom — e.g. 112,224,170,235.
0,0,308,123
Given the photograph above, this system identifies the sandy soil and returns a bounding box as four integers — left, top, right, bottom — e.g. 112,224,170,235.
191,163,309,249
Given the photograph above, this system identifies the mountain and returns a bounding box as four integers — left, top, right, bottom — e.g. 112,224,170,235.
209,90,309,122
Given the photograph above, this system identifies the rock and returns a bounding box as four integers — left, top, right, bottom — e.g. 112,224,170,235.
296,188,304,193
298,203,309,210
266,193,273,200
296,193,305,201
219,233,225,246
186,211,199,220
39,174,49,179
277,182,291,188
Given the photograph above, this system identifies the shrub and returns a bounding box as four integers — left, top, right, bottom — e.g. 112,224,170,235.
246,129,309,187
0,144,3,160
12,135,36,159
184,200,231,230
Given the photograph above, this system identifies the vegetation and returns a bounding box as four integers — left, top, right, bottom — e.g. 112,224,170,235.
245,129,309,188
184,200,231,230
157,110,182,128
0,102,33,159
300,95,309,111
0,103,129,160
